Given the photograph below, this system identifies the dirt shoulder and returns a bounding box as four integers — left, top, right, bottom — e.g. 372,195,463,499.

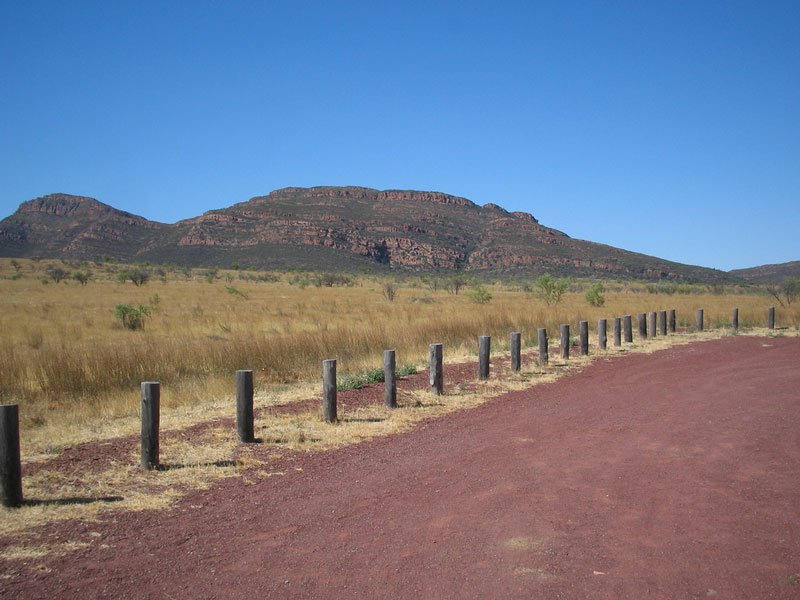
2,335,800,599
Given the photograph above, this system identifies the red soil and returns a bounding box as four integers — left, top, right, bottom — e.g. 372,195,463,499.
3,336,800,599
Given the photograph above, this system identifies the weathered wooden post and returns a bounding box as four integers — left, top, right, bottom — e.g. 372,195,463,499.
560,324,570,359
478,336,490,380
696,308,704,332
598,319,607,350
538,328,548,366
638,313,648,340
140,382,160,470
732,308,739,331
322,359,337,423
624,315,633,343
768,306,775,329
649,312,657,337
579,321,589,356
613,317,622,347
429,343,443,395
0,404,23,508
658,310,667,336
669,309,677,333
384,350,397,408
510,332,521,372
236,370,255,443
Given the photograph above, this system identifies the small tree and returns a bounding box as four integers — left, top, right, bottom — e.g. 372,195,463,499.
445,276,466,295
533,274,569,306
118,269,150,286
585,282,605,307
784,276,800,305
469,286,492,304
73,271,92,286
765,276,800,308
47,267,68,283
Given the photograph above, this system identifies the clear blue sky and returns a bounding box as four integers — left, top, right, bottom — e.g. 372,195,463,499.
1,1,798,271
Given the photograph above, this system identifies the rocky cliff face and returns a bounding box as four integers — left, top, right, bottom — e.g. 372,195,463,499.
0,187,732,281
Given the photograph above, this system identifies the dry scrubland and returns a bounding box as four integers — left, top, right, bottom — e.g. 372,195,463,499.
1,257,799,541
0,259,800,436
1,257,797,450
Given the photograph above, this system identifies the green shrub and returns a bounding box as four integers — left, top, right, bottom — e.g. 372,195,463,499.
337,368,385,391
469,286,492,304
397,364,417,377
585,282,605,307
533,274,568,306
114,304,151,330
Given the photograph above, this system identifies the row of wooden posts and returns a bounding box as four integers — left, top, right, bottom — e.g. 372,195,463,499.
0,306,779,507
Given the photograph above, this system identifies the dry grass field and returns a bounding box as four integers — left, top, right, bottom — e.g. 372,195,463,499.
1,257,798,542
1,258,796,441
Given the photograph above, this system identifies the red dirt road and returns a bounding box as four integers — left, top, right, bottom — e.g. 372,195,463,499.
4,336,800,599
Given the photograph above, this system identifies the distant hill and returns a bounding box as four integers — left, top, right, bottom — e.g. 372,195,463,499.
0,187,734,282
729,261,800,284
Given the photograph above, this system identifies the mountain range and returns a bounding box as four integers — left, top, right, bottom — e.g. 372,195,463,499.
0,187,783,282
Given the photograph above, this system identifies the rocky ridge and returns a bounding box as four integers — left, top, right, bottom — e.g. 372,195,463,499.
0,187,731,281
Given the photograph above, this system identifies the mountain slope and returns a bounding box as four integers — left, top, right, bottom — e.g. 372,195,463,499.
730,261,800,283
0,187,732,281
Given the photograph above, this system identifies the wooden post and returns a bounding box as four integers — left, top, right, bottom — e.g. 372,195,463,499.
768,306,775,329
649,312,657,337
669,309,676,333
598,319,607,350
560,324,570,360
579,321,589,356
638,313,648,340
429,343,443,395
537,328,548,366
384,350,397,408
140,382,160,470
732,308,739,331
478,336,490,380
510,332,521,372
624,315,633,343
658,310,667,336
696,308,704,332
323,359,337,423
613,317,622,347
0,404,23,508
236,370,255,443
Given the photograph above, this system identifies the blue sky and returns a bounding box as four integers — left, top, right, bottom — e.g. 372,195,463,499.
1,1,798,271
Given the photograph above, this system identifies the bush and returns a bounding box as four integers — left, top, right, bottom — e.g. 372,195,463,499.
533,274,568,306
47,267,68,283
585,282,605,307
118,269,149,286
73,271,91,286
469,286,492,304
338,368,385,391
114,304,151,330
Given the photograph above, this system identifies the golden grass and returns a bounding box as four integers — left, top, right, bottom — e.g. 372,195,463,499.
1,258,797,445
0,257,798,561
